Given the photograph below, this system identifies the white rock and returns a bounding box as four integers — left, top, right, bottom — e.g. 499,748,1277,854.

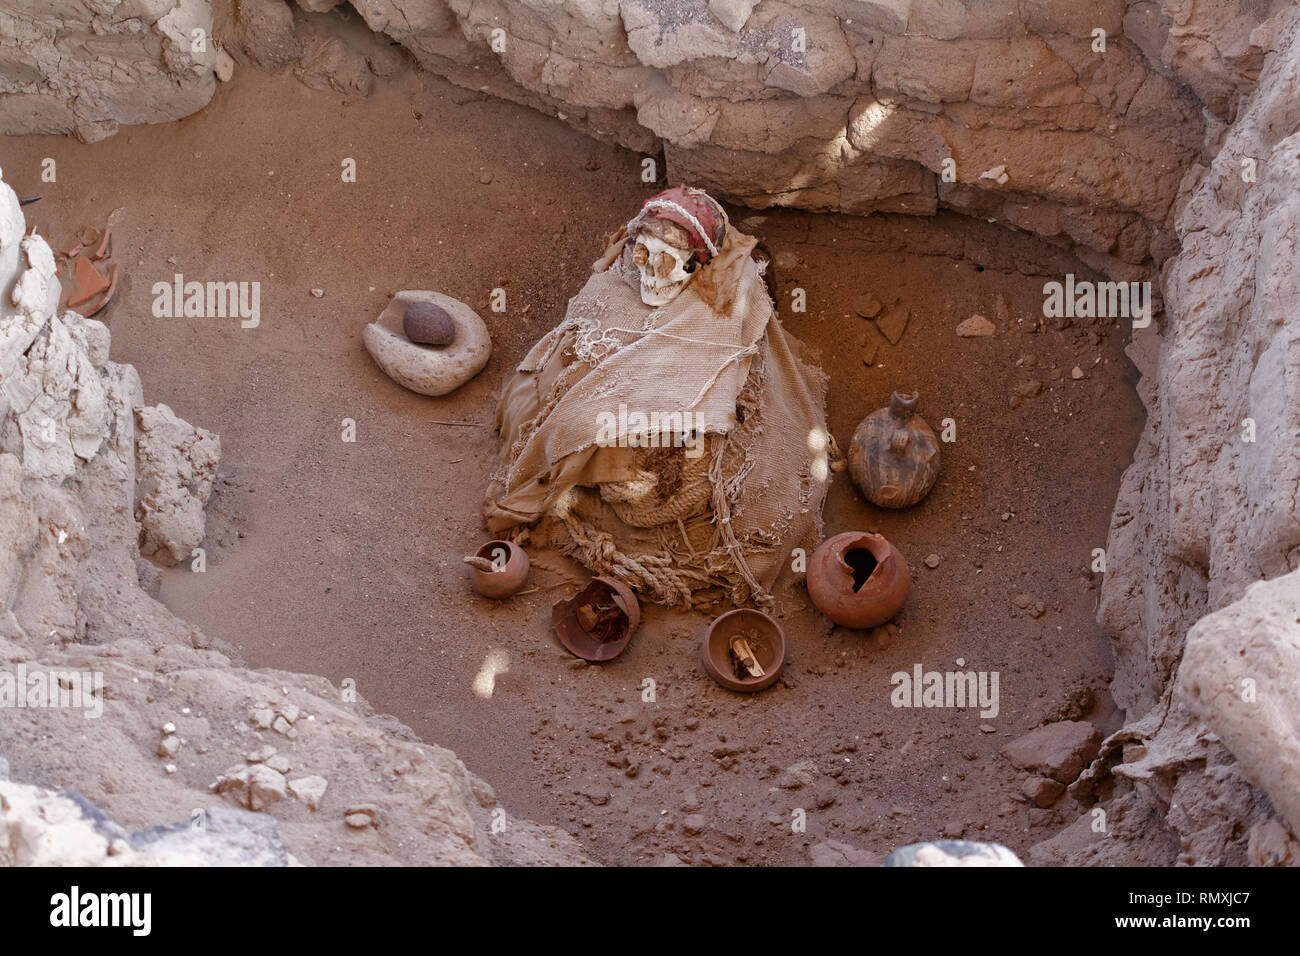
214,48,234,83
956,314,996,337
1180,570,1300,833
809,840,876,867
288,775,328,811
265,754,291,774
979,165,1010,185
134,403,220,566
884,840,1023,867
247,764,287,811
709,0,759,33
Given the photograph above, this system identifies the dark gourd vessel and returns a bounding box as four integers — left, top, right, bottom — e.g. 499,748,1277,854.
848,390,940,508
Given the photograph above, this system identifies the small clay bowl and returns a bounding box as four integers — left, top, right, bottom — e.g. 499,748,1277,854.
468,540,529,598
552,577,640,662
700,608,786,693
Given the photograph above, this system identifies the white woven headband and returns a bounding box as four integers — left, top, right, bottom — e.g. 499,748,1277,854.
627,199,721,259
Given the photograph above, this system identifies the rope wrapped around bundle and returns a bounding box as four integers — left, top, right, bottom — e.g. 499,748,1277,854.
483,190,829,611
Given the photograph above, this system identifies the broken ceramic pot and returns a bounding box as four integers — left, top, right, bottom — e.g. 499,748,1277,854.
552,577,640,662
848,391,940,509
700,608,786,693
806,531,910,629
464,540,529,598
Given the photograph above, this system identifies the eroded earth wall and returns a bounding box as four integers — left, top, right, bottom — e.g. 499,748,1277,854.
2,1,1293,274
1034,3,1300,867
222,0,1286,279
0,0,217,143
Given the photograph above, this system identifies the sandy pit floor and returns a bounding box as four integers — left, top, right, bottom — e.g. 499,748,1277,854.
3,65,1144,865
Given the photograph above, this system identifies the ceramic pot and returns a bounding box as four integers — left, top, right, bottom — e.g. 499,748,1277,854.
552,577,640,662
467,540,529,598
848,391,940,508
700,608,786,693
806,531,910,628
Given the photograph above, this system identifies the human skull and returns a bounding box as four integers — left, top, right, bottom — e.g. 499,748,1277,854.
632,232,694,307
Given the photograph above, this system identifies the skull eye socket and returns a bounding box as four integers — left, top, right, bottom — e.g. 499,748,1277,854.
632,242,649,267
656,252,677,279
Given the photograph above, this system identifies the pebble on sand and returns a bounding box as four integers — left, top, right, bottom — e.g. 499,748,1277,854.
214,49,234,83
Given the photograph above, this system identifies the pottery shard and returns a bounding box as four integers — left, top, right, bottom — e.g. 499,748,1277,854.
956,314,996,337
876,307,909,345
403,301,456,346
1001,721,1102,784
855,294,882,319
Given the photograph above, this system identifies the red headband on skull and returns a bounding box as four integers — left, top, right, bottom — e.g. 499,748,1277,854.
629,186,725,265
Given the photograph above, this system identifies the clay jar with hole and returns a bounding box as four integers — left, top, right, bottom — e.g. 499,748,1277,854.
806,532,910,628
700,608,786,693
469,540,530,598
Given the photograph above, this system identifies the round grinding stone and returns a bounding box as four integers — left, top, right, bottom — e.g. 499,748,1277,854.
403,301,456,346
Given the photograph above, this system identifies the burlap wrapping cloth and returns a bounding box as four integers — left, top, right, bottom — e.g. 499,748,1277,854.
484,224,829,610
